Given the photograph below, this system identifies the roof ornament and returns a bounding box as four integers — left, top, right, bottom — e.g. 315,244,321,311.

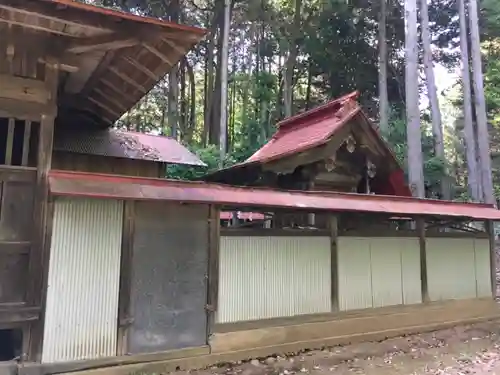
345,135,356,153
324,154,336,172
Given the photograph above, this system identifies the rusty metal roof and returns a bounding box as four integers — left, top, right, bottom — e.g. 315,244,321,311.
54,129,206,166
246,92,361,165
48,171,500,220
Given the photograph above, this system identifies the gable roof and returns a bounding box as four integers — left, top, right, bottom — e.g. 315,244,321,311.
245,92,362,165
0,0,206,127
205,92,411,196
54,128,206,166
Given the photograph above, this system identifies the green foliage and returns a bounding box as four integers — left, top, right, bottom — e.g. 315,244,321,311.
383,110,447,198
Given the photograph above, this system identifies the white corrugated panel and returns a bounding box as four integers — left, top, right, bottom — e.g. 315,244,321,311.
474,238,492,297
217,236,331,323
338,237,422,311
400,238,422,304
42,197,123,363
426,238,476,301
338,237,373,310
370,238,404,307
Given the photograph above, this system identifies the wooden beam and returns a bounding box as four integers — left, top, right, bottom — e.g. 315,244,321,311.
88,96,122,118
38,55,79,73
142,43,173,65
117,201,135,355
0,74,50,104
5,118,15,166
67,34,139,54
206,205,220,336
22,121,32,166
417,217,429,303
27,57,59,361
101,78,131,99
122,56,157,80
108,66,147,92
486,220,497,299
328,215,339,311
93,88,126,112
0,97,56,122
161,38,185,55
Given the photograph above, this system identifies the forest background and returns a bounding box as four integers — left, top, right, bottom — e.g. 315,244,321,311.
84,0,500,201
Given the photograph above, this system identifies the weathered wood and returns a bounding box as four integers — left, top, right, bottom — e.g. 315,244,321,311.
0,74,49,104
108,67,146,92
22,121,32,166
0,306,40,324
0,166,36,183
0,181,35,241
485,220,496,299
0,252,29,303
416,218,429,303
207,205,220,335
142,43,173,65
122,56,157,80
117,201,135,355
0,98,56,122
27,57,59,361
5,118,15,165
67,34,139,54
328,215,339,311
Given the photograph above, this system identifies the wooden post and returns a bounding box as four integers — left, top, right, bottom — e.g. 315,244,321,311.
117,201,135,355
416,217,429,303
328,214,339,311
486,220,497,299
27,57,59,361
206,205,220,338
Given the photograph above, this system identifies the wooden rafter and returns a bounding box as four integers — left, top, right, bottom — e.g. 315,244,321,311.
67,34,139,54
108,66,146,92
161,37,184,55
142,43,172,65
92,88,126,112
121,56,157,80
88,96,121,118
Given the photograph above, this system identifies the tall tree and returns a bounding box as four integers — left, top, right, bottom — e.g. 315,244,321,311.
458,0,481,201
405,0,425,197
420,0,448,198
469,0,495,204
219,0,231,165
283,0,302,118
378,0,389,133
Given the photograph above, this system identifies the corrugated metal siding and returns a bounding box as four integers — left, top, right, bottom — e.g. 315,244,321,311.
338,237,373,310
42,197,123,363
474,238,492,297
338,237,421,311
217,236,331,323
426,238,477,301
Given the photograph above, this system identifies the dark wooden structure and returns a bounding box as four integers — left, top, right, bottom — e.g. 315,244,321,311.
0,0,205,363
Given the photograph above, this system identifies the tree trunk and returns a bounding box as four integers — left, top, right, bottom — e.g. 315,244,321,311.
378,0,389,134
283,0,302,118
469,0,495,204
219,0,230,165
420,0,449,199
405,0,425,198
458,0,481,201
204,21,217,145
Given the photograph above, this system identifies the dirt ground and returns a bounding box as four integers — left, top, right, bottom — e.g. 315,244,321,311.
172,321,500,375
160,246,500,375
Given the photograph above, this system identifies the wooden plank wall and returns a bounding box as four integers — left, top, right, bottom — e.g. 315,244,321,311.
52,151,166,178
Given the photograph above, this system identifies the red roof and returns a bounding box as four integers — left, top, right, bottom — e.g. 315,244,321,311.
245,92,361,165
41,0,205,34
48,170,500,220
